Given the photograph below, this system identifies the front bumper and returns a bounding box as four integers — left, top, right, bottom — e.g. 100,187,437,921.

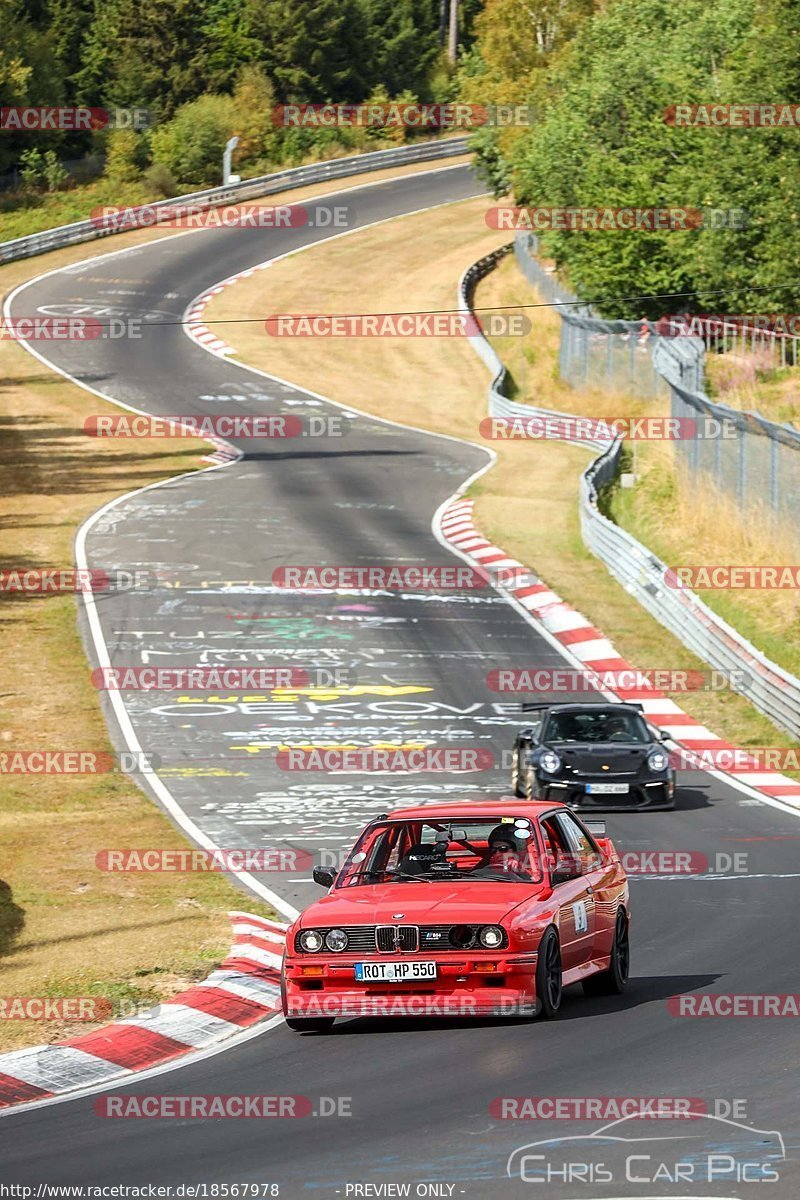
283,952,538,1019
535,774,675,811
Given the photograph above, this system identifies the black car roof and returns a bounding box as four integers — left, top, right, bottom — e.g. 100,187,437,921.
521,701,645,713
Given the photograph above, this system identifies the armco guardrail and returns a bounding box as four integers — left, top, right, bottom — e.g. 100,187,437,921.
0,138,469,265
460,247,800,740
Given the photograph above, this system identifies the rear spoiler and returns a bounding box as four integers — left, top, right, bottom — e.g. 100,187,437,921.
521,701,645,713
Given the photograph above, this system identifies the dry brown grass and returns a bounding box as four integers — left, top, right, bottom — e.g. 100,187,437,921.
203,198,796,759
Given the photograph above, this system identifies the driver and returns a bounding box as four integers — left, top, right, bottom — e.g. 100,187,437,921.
470,825,530,879
604,713,630,741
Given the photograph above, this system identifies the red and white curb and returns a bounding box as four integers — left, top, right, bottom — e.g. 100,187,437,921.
201,435,241,465
187,265,273,359
0,913,285,1109
440,498,800,809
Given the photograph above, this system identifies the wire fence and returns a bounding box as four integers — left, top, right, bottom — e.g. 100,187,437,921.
514,232,800,529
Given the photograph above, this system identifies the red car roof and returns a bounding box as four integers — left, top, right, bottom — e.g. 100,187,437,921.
383,798,563,822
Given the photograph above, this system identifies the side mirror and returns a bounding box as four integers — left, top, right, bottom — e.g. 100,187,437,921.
659,731,671,742
551,854,582,885
312,866,337,888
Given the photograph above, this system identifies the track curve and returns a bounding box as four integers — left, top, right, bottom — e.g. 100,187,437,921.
2,163,799,1199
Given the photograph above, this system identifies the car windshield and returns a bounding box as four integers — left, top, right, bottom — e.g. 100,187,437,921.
545,708,650,744
336,817,544,887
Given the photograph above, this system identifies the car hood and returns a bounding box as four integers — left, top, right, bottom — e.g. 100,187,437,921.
298,881,542,927
551,743,650,773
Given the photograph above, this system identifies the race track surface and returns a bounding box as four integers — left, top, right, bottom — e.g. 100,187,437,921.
2,163,798,1198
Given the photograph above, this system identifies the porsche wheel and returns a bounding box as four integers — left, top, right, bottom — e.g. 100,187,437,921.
583,909,630,996
285,1017,336,1033
535,928,562,1018
511,752,526,798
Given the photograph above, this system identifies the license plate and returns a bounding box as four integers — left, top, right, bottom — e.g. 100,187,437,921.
586,782,629,794
354,961,437,982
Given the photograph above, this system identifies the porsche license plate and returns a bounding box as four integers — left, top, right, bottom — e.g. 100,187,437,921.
354,961,437,982
586,782,629,794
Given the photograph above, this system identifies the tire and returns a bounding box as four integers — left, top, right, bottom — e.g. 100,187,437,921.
285,1017,335,1033
535,927,562,1018
511,752,526,799
583,909,630,997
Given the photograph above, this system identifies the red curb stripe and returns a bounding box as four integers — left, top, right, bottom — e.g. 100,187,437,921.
174,985,277,1025
556,626,603,645
513,584,549,599
0,1073,53,1107
221,955,282,981
60,1025,190,1069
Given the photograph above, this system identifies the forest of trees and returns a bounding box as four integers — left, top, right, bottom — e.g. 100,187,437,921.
0,0,482,189
463,0,800,316
2,0,797,318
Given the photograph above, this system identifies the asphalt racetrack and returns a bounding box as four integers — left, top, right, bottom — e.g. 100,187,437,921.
2,163,799,1198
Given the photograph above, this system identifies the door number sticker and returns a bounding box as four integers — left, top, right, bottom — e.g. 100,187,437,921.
573,899,588,934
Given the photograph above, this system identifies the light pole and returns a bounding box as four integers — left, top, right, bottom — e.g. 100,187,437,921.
448,0,459,63
223,135,239,185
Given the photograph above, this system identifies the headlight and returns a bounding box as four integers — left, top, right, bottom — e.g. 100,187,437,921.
324,927,348,953
647,749,669,773
298,929,324,953
479,925,505,949
539,750,562,774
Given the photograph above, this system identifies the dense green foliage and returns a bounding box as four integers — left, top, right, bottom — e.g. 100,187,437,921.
462,0,800,317
0,0,479,192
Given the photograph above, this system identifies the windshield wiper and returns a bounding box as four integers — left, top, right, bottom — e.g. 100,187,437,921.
387,870,433,883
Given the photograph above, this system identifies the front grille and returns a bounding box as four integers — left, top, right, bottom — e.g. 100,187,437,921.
376,925,419,952
295,924,503,953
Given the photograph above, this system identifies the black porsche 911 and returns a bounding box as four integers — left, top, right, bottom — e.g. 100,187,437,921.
511,702,676,811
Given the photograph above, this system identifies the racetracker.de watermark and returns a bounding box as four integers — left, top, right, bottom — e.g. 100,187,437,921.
263,312,529,337
90,203,351,231
480,415,737,441
658,314,800,338
490,1097,745,1120
665,103,800,127
0,568,149,593
96,847,312,872
0,106,151,131
83,414,349,439
669,994,800,1016
93,1095,351,1118
271,102,537,128
91,667,310,690
276,747,495,772
0,750,159,774
485,206,747,230
485,667,752,693
665,565,800,588
271,564,536,590
0,996,113,1021
0,317,142,340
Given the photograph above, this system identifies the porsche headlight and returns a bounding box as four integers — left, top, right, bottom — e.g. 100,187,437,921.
540,750,562,774
479,925,505,949
647,749,669,773
324,928,349,953
298,929,324,953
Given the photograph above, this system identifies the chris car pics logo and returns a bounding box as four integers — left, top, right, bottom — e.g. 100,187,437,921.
506,1112,784,1185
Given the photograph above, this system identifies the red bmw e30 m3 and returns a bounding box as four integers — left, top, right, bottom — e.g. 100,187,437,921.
281,797,630,1031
